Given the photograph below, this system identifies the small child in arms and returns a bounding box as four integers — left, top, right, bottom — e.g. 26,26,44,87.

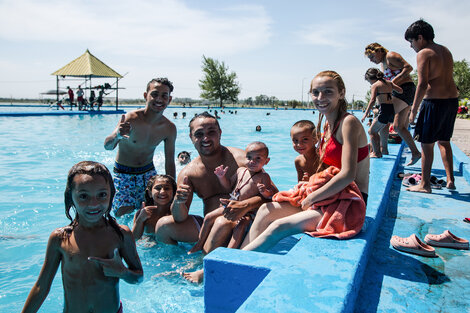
22,161,143,313
290,120,321,182
188,141,278,254
132,174,177,240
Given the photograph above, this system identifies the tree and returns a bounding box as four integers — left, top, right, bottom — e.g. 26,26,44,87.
199,56,241,107
454,59,470,99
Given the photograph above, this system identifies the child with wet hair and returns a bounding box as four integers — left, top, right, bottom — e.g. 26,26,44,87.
132,174,177,240
22,161,143,313
290,120,322,181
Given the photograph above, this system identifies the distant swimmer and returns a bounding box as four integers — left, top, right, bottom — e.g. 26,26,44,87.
104,78,176,217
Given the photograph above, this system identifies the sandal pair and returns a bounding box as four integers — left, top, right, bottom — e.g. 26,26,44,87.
390,230,469,257
402,174,421,187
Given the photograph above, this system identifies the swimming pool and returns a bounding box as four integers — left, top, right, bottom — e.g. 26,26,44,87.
0,107,319,312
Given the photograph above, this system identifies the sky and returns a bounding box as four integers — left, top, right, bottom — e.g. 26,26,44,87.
0,0,469,103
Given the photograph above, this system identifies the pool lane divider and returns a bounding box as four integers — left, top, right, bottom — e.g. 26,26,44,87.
0,110,126,117
204,142,405,313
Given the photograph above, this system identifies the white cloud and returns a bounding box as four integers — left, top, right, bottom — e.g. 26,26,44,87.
0,0,272,58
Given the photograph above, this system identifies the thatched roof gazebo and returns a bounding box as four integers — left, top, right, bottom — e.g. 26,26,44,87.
51,50,123,110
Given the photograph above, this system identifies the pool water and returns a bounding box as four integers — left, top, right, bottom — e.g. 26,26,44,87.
0,107,320,312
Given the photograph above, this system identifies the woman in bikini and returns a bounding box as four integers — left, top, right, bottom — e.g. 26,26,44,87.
362,68,403,158
365,43,421,165
240,71,370,252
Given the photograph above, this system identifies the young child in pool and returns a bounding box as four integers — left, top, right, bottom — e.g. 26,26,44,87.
290,120,321,182
177,151,191,165
22,161,143,313
362,68,403,158
187,141,278,254
132,174,177,240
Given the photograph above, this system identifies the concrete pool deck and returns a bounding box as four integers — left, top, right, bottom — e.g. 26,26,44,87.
205,122,470,313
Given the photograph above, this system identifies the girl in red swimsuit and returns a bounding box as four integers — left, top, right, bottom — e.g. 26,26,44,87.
241,71,370,252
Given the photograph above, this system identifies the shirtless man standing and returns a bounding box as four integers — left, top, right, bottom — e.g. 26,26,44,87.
154,112,264,282
405,20,459,193
104,78,176,216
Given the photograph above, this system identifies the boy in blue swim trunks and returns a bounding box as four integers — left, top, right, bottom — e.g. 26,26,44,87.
104,78,177,216
405,20,459,193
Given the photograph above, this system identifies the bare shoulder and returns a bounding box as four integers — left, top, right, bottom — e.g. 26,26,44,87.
344,113,361,127
227,146,245,157
126,109,143,121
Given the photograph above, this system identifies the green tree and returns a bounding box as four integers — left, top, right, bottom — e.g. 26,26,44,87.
199,56,240,107
454,59,470,99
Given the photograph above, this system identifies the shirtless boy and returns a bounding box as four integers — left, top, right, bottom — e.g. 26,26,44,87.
405,20,459,193
290,120,321,182
154,112,264,282
104,78,176,216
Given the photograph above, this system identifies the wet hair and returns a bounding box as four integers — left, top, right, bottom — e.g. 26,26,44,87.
188,111,221,132
177,151,191,158
246,141,269,157
310,71,348,171
364,68,385,82
292,120,316,136
144,174,177,205
64,161,122,239
405,19,435,41
146,77,174,93
364,43,388,57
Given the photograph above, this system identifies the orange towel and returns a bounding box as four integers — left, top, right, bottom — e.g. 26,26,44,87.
272,166,366,239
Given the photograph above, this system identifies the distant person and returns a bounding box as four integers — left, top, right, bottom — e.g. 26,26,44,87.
21,161,143,313
365,42,421,165
132,175,177,240
97,87,105,110
290,120,321,182
173,112,178,119
104,77,176,217
89,90,96,110
405,20,459,193
362,68,403,158
255,125,261,132
77,85,84,110
241,71,369,252
182,112,187,118
67,86,74,110
177,151,191,165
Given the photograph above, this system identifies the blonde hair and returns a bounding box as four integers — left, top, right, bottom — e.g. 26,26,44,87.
364,43,388,57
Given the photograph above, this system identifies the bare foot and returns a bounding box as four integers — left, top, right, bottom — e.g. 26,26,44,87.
406,153,421,166
188,241,203,254
447,181,456,190
183,269,204,284
382,149,389,155
406,183,431,193
370,152,382,158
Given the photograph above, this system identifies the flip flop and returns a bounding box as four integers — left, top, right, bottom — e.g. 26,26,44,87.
464,218,470,224
390,234,437,257
430,176,446,187
424,230,469,250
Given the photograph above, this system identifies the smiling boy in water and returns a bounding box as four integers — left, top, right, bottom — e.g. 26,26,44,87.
104,78,176,217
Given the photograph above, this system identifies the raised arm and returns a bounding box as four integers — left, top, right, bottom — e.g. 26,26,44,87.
104,114,131,150
164,123,177,179
131,202,149,240
301,116,361,209
170,173,194,223
22,230,62,313
214,165,231,190
387,51,413,86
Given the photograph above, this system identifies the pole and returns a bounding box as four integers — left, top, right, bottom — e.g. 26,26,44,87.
56,76,59,102
116,78,119,110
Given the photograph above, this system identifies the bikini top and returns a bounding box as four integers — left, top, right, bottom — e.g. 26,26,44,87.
383,67,401,81
319,114,369,168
